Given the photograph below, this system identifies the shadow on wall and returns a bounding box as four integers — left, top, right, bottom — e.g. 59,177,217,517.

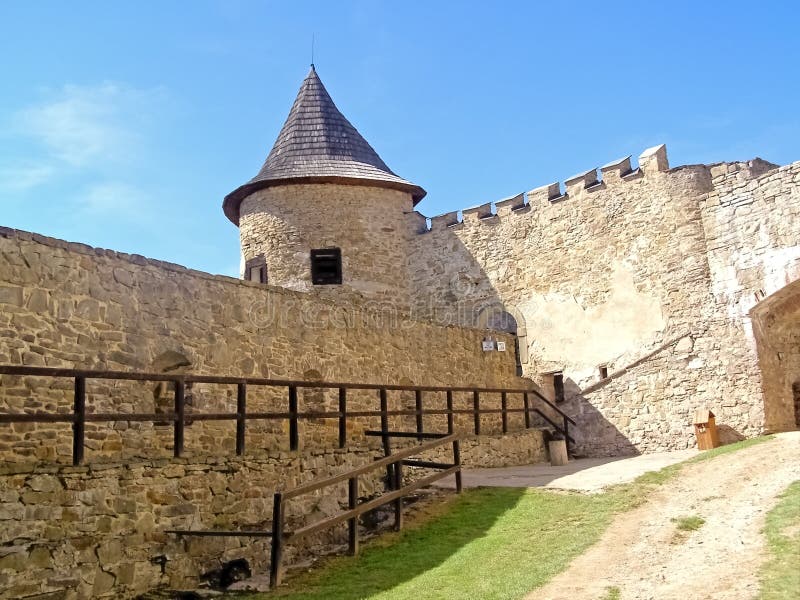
409,222,530,378
558,377,640,458
561,373,747,455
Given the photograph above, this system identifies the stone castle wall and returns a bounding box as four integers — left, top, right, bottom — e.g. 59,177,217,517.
701,160,800,432
239,183,416,310
0,226,545,598
407,145,800,454
0,429,546,599
0,226,526,464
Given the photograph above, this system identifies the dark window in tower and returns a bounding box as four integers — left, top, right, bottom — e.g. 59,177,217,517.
310,248,342,285
245,255,268,284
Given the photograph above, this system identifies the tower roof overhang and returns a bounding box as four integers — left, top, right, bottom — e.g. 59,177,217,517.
223,66,426,226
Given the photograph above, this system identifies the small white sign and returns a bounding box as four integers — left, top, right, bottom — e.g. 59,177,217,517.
496,341,507,352
482,340,495,352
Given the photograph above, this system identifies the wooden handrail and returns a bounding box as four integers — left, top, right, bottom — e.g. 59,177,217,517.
0,364,577,465
270,434,463,588
283,433,459,499
287,466,460,543
0,364,539,394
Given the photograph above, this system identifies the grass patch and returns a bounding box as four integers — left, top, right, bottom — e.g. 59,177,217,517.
671,515,705,531
601,586,621,600
266,487,630,600
249,436,774,600
759,480,800,599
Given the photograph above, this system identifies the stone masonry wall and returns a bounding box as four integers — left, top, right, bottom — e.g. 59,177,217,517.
0,226,545,598
0,429,545,600
407,146,799,454
0,226,525,464
701,160,800,431
239,183,416,311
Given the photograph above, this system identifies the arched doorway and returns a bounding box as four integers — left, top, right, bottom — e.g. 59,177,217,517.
477,304,528,376
750,279,800,431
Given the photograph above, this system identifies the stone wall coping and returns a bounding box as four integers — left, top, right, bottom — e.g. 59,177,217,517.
420,143,679,232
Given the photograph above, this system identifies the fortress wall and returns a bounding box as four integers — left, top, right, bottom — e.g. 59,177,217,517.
701,160,800,432
408,145,779,453
239,183,415,310
0,227,542,598
0,226,522,464
0,428,546,599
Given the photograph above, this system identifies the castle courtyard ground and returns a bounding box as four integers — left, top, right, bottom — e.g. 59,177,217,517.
531,432,800,599
249,434,799,600
435,448,699,492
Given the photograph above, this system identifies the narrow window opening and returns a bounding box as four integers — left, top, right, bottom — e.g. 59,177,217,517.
311,248,342,285
553,372,565,404
599,365,609,379
245,256,268,284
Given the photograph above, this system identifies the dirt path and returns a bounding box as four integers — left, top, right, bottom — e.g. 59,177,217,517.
529,432,800,600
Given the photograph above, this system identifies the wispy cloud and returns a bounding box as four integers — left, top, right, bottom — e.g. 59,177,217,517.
0,163,56,192
14,82,167,168
78,181,152,218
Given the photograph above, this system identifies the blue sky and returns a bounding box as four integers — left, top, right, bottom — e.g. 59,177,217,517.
2,1,798,276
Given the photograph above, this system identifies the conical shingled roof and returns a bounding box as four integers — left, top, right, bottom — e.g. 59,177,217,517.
223,66,426,225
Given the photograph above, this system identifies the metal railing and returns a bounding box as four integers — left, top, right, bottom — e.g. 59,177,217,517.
0,365,576,466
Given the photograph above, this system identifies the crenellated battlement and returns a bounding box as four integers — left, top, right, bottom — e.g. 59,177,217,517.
415,144,671,233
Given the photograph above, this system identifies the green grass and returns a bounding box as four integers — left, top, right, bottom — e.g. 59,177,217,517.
601,586,621,600
759,480,800,599
250,436,773,600
267,487,631,600
671,515,705,531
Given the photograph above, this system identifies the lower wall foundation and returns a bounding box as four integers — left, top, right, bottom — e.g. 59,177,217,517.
0,429,545,599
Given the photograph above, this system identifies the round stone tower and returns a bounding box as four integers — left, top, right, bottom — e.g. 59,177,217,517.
223,66,426,310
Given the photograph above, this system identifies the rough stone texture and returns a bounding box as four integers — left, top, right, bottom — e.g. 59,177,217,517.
405,148,800,455
239,183,416,309
702,161,800,432
0,227,524,464
0,430,544,600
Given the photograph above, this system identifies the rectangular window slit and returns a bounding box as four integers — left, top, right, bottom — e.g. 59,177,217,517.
311,248,342,285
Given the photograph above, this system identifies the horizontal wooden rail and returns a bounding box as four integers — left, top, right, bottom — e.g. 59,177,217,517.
287,466,460,543
363,430,448,439
270,434,462,588
166,529,274,538
283,434,459,499
0,364,577,465
0,364,539,394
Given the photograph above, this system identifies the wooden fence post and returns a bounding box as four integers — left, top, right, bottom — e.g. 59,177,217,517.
236,382,246,456
72,376,86,466
174,380,185,458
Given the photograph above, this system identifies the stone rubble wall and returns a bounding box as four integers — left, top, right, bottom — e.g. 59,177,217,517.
0,226,526,464
0,429,545,599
